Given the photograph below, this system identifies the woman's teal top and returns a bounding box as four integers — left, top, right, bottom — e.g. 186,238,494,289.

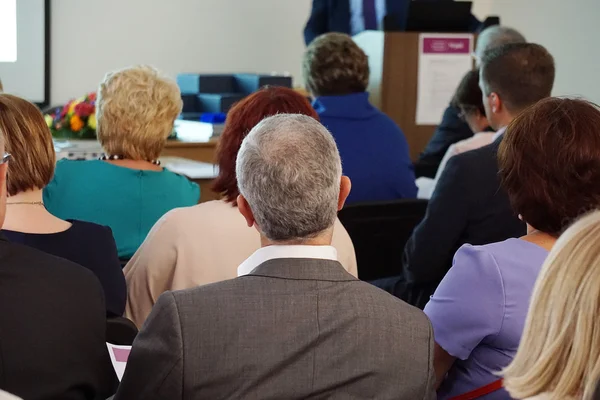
44,159,200,259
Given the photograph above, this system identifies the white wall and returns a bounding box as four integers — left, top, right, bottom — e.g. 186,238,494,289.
51,0,600,104
50,0,312,103
472,0,600,103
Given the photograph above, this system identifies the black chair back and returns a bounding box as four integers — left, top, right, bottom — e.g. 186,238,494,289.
106,316,138,346
338,199,428,281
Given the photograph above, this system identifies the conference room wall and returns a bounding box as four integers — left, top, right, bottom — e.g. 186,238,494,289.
473,0,600,103
50,0,312,104
50,0,599,105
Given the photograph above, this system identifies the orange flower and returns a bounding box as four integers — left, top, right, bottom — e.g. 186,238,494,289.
70,115,84,132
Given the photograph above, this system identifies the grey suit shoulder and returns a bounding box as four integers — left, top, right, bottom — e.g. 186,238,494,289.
121,258,436,399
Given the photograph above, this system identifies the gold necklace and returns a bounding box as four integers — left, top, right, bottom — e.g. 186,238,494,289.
6,201,44,206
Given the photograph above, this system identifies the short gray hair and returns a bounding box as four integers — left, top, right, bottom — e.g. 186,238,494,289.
475,26,526,60
236,114,342,242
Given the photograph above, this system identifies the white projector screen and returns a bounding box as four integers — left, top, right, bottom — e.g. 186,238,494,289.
0,0,49,106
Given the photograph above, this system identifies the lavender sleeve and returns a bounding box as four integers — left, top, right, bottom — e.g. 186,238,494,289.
424,244,505,360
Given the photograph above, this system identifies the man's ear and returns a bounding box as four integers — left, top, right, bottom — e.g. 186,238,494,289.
237,194,256,228
490,92,502,114
337,176,351,211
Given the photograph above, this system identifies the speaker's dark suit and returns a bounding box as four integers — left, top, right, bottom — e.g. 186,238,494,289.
304,0,479,45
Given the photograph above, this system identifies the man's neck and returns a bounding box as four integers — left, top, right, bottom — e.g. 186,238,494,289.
259,231,334,248
493,113,516,132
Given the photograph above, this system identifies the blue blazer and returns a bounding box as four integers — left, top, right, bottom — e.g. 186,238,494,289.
304,0,480,45
314,93,417,204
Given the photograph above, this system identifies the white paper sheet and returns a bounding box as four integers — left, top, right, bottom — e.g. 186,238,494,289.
173,120,214,142
161,156,219,179
416,34,474,125
106,343,131,381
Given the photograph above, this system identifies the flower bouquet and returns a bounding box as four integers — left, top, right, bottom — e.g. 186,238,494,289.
45,93,97,139
45,92,178,140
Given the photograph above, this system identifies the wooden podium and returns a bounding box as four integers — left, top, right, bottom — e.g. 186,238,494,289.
353,31,438,161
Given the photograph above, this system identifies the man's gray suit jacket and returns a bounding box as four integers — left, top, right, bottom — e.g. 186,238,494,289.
115,258,436,399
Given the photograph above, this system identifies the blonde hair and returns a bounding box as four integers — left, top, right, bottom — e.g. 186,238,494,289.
96,65,182,160
503,210,600,400
0,94,55,195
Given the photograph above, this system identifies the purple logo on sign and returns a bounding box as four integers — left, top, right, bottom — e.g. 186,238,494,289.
423,38,471,54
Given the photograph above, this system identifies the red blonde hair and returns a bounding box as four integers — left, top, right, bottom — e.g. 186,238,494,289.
212,86,319,204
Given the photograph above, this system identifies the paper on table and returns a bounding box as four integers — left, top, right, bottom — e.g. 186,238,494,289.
416,34,474,125
173,120,213,142
106,343,131,381
161,156,219,179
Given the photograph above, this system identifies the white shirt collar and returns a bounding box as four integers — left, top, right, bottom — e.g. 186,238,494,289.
237,245,338,277
493,126,507,141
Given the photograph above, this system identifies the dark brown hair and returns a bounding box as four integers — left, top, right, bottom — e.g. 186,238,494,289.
481,43,555,113
212,86,319,204
498,98,600,236
303,33,369,96
451,69,485,115
0,94,56,196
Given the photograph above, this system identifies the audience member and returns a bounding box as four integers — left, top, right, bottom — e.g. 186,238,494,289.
43,66,199,259
124,87,357,328
415,26,526,177
115,114,435,399
304,32,417,204
425,98,600,399
416,69,493,198
0,94,125,317
378,43,555,308
503,210,600,400
0,131,117,399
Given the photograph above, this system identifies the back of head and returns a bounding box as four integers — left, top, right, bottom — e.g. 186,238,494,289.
0,94,55,196
236,114,341,242
499,98,600,236
213,86,319,204
96,65,182,161
452,69,485,115
474,26,526,60
504,210,600,400
481,42,555,114
303,33,369,97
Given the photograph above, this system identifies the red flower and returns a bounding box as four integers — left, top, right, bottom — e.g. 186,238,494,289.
87,92,97,102
74,102,95,118
60,101,73,118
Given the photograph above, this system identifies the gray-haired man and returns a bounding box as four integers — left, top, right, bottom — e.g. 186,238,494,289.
115,114,436,400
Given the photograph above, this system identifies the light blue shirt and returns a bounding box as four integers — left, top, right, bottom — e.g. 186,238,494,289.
350,0,387,35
